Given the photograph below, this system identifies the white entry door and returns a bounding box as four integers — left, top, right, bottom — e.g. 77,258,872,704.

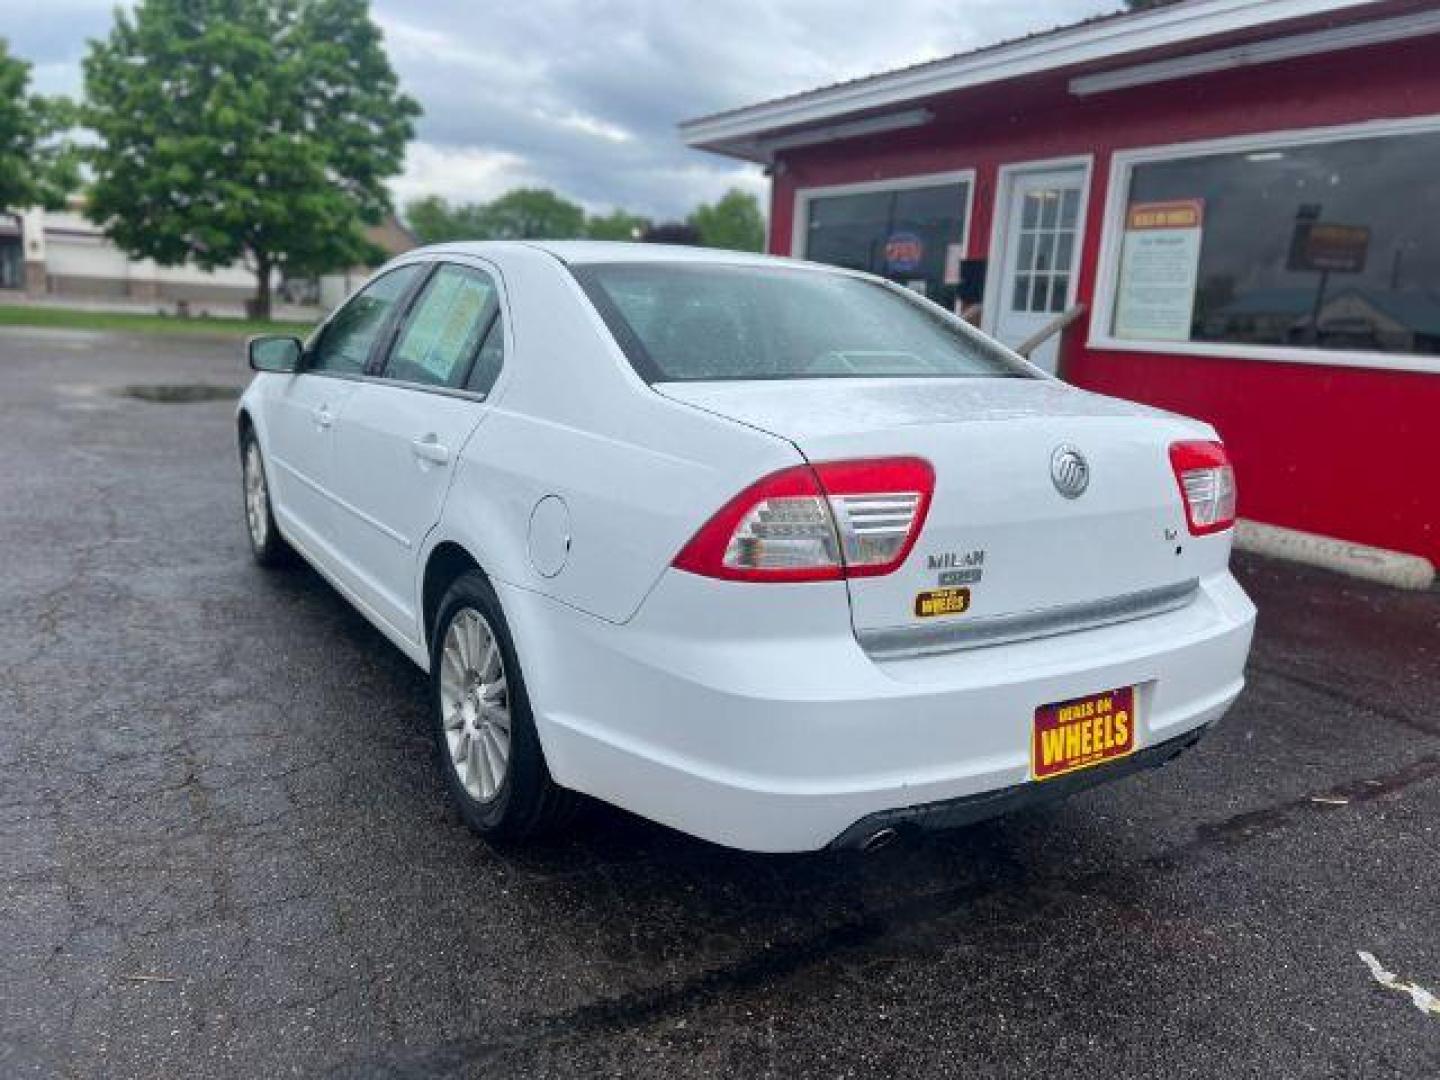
991,167,1087,374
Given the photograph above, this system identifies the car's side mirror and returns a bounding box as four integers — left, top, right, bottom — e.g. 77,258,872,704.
248,335,303,373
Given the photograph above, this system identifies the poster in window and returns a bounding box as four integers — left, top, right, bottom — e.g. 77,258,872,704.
884,232,924,274
1287,212,1370,275
1113,199,1204,342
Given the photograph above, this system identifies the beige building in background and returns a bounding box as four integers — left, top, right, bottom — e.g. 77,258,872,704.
0,200,416,315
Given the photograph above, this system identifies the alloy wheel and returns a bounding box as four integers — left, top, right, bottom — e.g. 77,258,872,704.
438,607,512,803
243,442,270,550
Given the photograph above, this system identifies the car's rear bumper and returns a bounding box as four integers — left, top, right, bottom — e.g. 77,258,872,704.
498,569,1255,853
827,724,1209,850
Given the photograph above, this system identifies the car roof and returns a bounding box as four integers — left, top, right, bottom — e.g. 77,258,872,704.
416,239,802,268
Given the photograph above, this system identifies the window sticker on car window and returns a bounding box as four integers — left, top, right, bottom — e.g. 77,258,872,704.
391,267,495,387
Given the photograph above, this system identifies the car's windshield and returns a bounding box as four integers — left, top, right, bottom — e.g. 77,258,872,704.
573,262,1030,383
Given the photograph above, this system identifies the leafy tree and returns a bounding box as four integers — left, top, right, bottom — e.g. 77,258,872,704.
0,40,79,211
403,187,759,250
405,195,488,245
83,0,419,319
406,188,592,243
688,189,765,252
404,195,453,245
585,208,650,242
475,188,585,240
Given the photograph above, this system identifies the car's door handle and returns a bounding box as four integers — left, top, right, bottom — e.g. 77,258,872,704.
312,405,333,429
410,435,451,465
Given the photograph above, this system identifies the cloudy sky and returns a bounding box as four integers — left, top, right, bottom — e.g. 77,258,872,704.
3,0,1116,220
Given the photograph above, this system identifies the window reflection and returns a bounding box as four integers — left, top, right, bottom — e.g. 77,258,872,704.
804,182,969,304
1118,130,1440,357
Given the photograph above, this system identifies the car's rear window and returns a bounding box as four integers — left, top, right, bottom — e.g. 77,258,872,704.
573,262,1029,383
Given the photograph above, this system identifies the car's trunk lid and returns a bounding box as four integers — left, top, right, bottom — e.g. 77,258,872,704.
657,378,1223,647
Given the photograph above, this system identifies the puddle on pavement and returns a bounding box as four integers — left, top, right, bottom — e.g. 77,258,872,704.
115,384,242,403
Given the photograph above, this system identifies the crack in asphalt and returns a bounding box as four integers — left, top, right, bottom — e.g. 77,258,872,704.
332,749,1440,1075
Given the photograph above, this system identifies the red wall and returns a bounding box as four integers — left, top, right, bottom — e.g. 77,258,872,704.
769,33,1440,563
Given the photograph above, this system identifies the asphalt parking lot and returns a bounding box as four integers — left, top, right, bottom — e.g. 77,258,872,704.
1,327,1437,1078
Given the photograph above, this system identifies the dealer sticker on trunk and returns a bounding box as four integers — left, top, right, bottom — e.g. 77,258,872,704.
914,587,971,618
1032,686,1136,781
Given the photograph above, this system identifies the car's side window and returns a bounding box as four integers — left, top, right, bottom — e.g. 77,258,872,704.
309,264,426,376
465,314,504,396
384,264,498,389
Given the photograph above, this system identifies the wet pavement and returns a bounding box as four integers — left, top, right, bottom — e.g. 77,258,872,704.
1,327,1437,1078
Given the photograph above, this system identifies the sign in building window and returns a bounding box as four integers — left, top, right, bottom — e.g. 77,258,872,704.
803,181,969,304
1114,199,1204,341
1109,128,1440,359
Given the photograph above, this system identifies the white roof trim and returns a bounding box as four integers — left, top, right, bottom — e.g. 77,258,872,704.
757,108,934,155
1070,8,1440,95
680,0,1389,157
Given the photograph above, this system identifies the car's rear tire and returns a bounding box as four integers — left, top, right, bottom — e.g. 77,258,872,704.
430,570,579,842
241,431,292,567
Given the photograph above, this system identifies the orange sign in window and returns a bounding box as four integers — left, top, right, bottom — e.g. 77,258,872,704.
1126,199,1204,232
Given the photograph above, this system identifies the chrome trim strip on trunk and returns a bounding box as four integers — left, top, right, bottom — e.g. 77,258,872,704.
858,578,1201,660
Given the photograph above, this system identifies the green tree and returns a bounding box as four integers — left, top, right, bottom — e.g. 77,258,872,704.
404,195,488,245
475,188,585,240
83,0,419,319
0,40,79,211
585,208,650,241
404,195,452,244
688,188,765,252
407,188,593,243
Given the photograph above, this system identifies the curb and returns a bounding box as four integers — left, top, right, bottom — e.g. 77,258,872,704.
1234,519,1436,591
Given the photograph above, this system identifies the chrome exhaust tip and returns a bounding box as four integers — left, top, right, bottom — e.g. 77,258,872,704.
859,826,899,853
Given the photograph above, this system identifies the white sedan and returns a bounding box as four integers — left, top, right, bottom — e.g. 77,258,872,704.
238,242,1255,853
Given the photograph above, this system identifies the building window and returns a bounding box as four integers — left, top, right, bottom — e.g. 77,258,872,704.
800,176,970,304
1104,125,1440,361
1011,186,1081,316
0,214,23,291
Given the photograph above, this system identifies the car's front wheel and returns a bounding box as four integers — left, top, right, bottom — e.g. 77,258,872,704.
431,571,578,841
241,431,291,567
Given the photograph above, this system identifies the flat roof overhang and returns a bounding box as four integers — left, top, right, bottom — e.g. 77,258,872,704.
681,0,1437,163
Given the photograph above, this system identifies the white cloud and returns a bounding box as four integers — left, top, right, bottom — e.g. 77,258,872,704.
27,61,83,98
391,143,540,207
370,0,1116,218
6,0,1118,219
542,109,634,145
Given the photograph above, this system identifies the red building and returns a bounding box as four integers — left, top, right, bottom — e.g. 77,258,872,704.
682,0,1440,565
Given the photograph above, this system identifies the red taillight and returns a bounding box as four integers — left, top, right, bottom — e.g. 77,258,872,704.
1169,440,1237,536
672,457,934,583
815,458,935,578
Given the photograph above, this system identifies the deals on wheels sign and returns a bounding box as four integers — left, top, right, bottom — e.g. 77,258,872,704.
1113,199,1205,342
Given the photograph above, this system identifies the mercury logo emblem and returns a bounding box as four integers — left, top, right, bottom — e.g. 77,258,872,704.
1050,444,1089,499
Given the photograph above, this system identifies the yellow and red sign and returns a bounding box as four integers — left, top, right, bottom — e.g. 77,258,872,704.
1125,199,1204,231
914,587,970,618
1032,686,1135,781
1292,221,1370,274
